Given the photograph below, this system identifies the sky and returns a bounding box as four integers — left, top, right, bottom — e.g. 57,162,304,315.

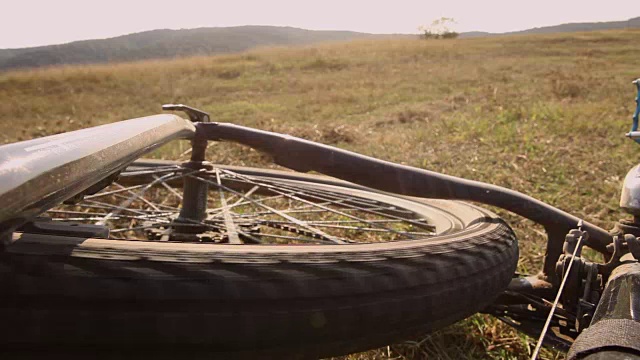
0,0,637,49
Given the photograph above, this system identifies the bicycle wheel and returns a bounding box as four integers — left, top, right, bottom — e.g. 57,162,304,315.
1,160,518,359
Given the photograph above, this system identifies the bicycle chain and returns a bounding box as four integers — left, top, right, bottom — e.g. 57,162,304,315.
260,220,331,240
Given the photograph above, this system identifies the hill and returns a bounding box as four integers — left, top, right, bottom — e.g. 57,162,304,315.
2,28,640,359
461,16,640,37
4,16,640,71
0,26,376,71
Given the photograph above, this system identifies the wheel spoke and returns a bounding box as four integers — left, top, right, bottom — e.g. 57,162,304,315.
153,174,184,200
261,179,434,231
85,200,152,216
188,174,349,244
95,172,184,226
47,209,109,217
113,183,162,211
84,184,146,200
119,165,182,177
206,185,262,218
221,170,428,240
215,169,242,244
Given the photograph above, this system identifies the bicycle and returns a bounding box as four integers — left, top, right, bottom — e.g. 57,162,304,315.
2,82,640,359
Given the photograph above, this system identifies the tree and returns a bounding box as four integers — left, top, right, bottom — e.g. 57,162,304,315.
418,17,459,39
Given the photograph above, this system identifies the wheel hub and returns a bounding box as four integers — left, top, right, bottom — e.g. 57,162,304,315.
143,218,261,242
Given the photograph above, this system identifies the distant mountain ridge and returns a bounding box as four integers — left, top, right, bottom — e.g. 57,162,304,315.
2,17,640,71
460,16,640,38
0,26,376,71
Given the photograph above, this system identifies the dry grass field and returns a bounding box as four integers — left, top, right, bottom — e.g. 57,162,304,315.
2,29,640,359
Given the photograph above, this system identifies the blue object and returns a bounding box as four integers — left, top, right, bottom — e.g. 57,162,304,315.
631,79,640,144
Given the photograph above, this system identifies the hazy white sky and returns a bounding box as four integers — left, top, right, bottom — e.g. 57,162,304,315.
1,0,637,48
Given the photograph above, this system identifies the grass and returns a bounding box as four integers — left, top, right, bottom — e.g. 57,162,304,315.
2,29,640,359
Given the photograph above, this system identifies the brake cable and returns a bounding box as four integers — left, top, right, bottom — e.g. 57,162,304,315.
530,220,585,360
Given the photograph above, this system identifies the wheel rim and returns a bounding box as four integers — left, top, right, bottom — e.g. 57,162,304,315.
45,163,451,245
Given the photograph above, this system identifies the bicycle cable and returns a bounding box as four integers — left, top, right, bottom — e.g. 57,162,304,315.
530,220,584,360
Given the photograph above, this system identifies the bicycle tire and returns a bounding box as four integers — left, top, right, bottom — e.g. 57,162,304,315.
0,162,518,359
